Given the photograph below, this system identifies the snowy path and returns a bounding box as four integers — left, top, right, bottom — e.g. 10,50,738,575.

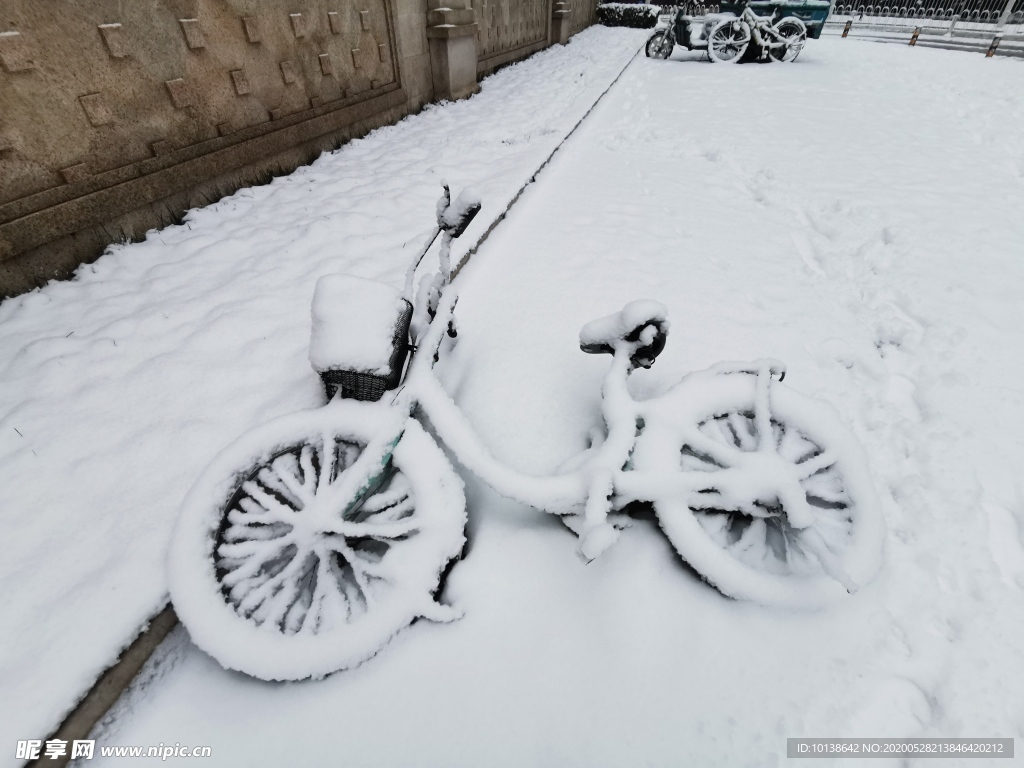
76,39,1024,766
0,28,644,759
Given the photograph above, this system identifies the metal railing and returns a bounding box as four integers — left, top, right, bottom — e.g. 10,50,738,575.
826,0,1023,35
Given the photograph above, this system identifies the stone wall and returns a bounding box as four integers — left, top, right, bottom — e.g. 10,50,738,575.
568,0,598,33
0,0,597,298
477,0,551,74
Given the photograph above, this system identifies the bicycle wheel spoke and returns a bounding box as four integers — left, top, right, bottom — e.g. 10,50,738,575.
695,511,732,546
777,426,816,463
236,546,311,616
222,520,290,546
302,550,352,633
293,442,319,497
803,468,849,506
683,426,743,468
325,517,421,540
231,497,288,527
359,483,411,515
754,367,775,451
218,532,294,565
730,517,764,554
709,417,740,449
218,555,255,588
327,536,391,578
727,412,757,451
255,557,311,629
346,553,375,608
368,494,414,523
258,457,306,510
242,479,300,519
797,450,837,479
764,517,788,562
349,550,390,581
282,579,313,634
274,448,313,507
323,554,354,625
809,488,849,508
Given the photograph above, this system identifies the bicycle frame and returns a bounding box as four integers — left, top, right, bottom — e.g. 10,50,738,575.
328,185,860,581
743,8,788,49
370,233,810,562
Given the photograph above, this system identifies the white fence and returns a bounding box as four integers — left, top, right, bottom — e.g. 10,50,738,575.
823,0,1024,53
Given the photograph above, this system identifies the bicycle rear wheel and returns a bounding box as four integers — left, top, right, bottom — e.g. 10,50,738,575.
638,372,884,607
168,400,466,680
769,18,807,62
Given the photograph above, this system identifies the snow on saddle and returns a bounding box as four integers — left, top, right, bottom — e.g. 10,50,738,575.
579,299,669,370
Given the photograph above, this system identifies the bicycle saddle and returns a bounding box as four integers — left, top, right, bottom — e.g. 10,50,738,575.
579,300,669,369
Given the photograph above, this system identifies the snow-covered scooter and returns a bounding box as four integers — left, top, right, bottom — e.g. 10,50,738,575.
169,185,884,681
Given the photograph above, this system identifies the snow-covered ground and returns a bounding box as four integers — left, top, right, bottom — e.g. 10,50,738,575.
4,29,1024,767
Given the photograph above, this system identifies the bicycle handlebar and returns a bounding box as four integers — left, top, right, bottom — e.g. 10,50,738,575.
403,183,482,303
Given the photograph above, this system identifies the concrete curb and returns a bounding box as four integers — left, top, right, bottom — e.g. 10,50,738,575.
453,41,645,278
26,607,178,768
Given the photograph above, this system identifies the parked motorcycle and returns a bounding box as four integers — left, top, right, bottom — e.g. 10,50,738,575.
646,0,808,63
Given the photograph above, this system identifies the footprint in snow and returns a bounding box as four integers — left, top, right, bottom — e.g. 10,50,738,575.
790,231,825,276
982,498,1024,590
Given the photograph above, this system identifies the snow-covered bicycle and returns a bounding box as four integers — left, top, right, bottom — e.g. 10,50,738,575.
646,0,808,63
168,185,885,681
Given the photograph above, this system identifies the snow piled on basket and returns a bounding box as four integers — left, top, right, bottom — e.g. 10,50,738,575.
309,275,406,375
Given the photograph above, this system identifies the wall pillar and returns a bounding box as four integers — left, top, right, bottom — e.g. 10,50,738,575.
427,0,480,101
551,1,572,45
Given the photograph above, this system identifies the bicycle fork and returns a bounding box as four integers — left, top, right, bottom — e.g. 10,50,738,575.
577,352,643,561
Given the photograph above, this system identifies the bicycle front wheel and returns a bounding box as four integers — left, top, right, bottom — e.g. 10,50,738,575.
168,399,466,680
646,31,674,59
638,372,884,607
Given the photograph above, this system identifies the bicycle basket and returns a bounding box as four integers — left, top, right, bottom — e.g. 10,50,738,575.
310,275,413,402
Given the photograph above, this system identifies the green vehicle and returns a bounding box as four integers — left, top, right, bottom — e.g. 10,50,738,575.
645,0,831,62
